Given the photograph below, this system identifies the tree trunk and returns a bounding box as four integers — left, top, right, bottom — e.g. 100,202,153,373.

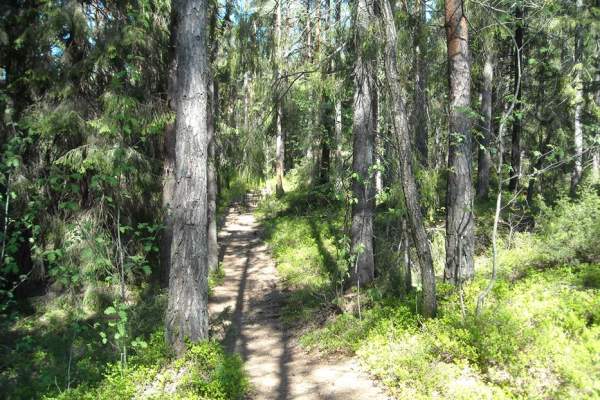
400,219,412,295
381,0,437,316
306,0,312,60
207,79,219,273
570,0,584,196
166,0,211,355
160,9,178,287
319,96,332,184
413,0,428,167
526,118,554,203
509,5,524,192
476,51,493,200
444,0,474,284
594,69,600,181
206,3,222,273
275,0,285,197
333,1,343,186
349,0,377,287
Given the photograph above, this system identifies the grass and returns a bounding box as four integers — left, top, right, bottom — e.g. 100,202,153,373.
256,171,348,324
257,172,600,399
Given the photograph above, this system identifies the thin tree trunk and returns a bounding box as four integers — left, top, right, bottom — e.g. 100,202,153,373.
206,3,223,273
315,0,321,55
526,119,554,203
413,0,428,167
401,219,412,295
333,1,343,186
594,58,600,181
275,0,285,196
443,0,474,284
476,50,494,200
243,71,250,131
509,4,524,192
349,0,377,287
381,0,437,316
306,0,312,59
207,79,218,273
166,0,211,355
570,0,584,196
319,94,332,184
375,120,383,195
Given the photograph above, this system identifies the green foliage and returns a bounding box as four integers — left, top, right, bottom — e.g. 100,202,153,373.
303,265,600,399
255,185,600,399
301,300,416,354
44,339,247,400
257,171,348,323
536,188,600,265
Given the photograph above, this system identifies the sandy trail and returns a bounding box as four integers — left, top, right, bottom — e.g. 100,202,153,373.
209,197,390,400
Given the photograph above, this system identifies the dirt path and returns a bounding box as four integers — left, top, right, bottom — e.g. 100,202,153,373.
209,197,390,400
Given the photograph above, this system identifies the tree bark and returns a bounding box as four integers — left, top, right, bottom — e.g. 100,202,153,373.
413,0,428,167
570,0,584,196
443,0,474,284
349,0,377,287
476,51,493,200
380,0,437,316
166,0,210,355
160,8,178,288
509,4,524,192
207,79,218,273
275,0,285,197
333,1,343,186
526,118,555,203
206,3,223,273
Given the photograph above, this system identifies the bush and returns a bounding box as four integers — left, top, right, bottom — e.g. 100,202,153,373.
301,266,600,399
46,340,247,400
535,189,600,266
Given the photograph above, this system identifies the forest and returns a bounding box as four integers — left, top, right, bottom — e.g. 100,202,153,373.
0,0,599,398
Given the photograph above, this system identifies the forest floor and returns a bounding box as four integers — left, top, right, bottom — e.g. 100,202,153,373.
208,195,389,400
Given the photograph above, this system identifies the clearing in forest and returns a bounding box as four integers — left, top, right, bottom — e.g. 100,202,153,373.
209,196,389,400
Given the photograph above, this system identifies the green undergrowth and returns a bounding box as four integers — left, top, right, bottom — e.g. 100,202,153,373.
46,336,247,400
1,286,247,400
256,170,347,324
259,177,600,399
306,266,600,399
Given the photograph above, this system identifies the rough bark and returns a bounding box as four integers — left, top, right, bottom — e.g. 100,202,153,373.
509,5,524,192
413,0,428,167
570,0,584,196
476,51,493,200
160,9,178,288
349,0,377,287
381,0,437,316
444,0,474,284
166,0,210,355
